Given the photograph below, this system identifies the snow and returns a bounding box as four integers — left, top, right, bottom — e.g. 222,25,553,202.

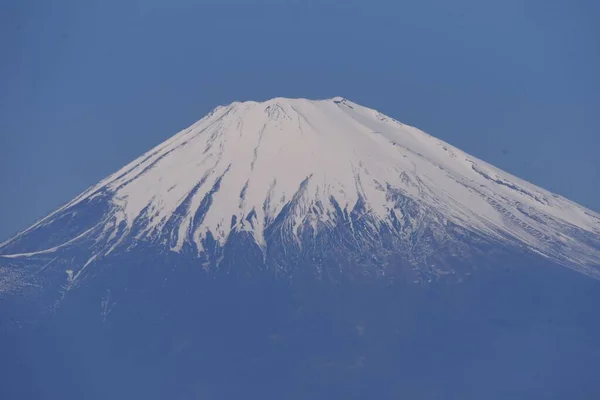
2,96,600,271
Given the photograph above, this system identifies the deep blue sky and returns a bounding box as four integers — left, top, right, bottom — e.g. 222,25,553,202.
1,0,599,241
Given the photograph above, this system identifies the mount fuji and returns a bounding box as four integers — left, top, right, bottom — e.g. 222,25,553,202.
1,97,600,399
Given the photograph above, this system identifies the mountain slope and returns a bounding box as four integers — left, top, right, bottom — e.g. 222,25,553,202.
1,97,599,291
2,97,600,400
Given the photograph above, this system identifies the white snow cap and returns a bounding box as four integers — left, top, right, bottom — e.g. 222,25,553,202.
5,97,600,272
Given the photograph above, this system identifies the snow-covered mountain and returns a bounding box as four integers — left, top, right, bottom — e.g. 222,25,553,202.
2,97,600,400
1,97,599,286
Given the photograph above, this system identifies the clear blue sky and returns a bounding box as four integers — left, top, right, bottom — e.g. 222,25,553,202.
1,0,599,241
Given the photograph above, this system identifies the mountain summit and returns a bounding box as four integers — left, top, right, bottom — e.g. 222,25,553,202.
1,97,599,289
2,97,600,400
